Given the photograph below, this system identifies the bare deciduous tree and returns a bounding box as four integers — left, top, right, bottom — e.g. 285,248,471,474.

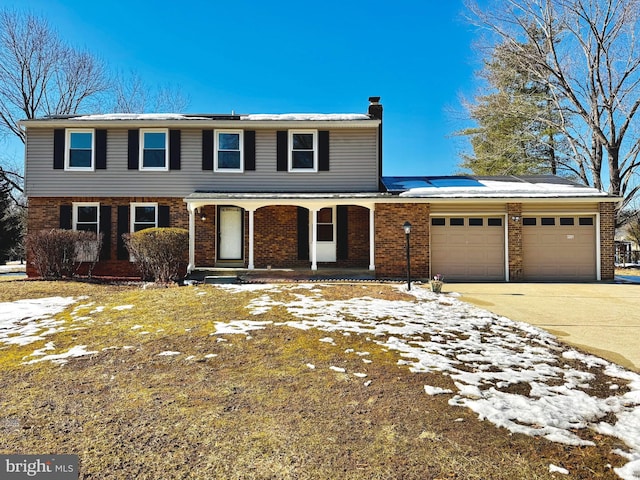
466,0,640,210
113,70,190,113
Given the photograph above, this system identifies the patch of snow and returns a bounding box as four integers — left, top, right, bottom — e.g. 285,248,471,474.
0,297,77,346
424,385,453,396
319,337,335,344
306,363,316,370
549,464,569,474
204,354,218,359
70,113,208,121
330,366,346,373
240,113,370,121
23,345,97,365
158,351,181,356
211,320,272,335
113,305,134,311
353,372,368,378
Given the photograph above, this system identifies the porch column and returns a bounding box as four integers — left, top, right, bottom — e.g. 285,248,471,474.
248,208,255,270
311,208,319,270
369,206,375,271
187,204,196,273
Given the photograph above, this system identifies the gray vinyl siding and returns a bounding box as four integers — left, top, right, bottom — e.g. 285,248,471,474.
25,127,379,197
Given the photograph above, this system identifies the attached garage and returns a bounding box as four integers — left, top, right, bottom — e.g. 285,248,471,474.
522,215,597,281
430,216,506,281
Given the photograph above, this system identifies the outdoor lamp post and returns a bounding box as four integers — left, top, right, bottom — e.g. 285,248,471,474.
403,221,412,290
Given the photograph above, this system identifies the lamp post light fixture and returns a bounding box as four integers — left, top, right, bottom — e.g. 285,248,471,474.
403,221,412,291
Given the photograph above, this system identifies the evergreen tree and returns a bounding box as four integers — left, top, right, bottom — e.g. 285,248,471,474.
0,180,21,263
458,40,567,176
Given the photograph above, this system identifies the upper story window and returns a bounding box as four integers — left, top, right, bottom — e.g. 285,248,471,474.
215,130,243,172
131,203,158,232
66,129,95,171
289,130,317,172
140,129,168,171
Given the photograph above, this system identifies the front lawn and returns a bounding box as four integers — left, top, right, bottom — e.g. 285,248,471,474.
0,281,637,479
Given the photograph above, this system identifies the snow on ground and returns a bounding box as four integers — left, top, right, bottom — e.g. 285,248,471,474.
3,286,640,478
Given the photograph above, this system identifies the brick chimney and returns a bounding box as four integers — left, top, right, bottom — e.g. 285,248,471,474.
368,96,382,120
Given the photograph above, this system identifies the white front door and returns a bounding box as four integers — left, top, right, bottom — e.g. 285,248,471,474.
218,206,243,260
315,207,336,262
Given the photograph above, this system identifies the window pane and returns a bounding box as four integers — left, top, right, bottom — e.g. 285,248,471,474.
219,133,239,150
450,218,464,226
318,224,333,242
579,217,594,226
431,218,445,226
135,206,156,223
469,218,483,226
293,133,313,149
70,132,92,149
560,217,575,226
292,151,314,169
133,224,152,232
77,206,97,223
488,218,503,226
523,218,536,226
541,217,555,226
76,223,98,233
143,150,166,168
69,150,92,168
218,151,241,169
318,208,332,223
144,132,166,149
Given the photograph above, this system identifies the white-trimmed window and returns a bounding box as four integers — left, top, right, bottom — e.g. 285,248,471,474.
131,203,158,232
317,207,335,242
66,129,95,170
72,202,100,261
289,130,317,172
215,130,244,172
140,129,168,170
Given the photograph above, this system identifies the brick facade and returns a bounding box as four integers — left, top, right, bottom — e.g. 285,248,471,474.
374,203,429,278
507,203,523,281
26,197,188,278
599,202,616,280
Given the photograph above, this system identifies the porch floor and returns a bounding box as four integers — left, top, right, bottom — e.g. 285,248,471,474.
186,267,378,284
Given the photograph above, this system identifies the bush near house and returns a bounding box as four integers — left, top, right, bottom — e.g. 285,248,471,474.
124,227,188,283
25,229,102,279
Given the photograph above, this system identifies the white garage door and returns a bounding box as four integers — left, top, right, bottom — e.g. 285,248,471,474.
430,216,505,281
522,215,596,281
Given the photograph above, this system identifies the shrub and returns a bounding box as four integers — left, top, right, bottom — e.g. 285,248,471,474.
26,229,102,279
124,227,188,283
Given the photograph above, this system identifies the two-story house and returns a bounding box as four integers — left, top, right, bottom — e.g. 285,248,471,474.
21,97,618,282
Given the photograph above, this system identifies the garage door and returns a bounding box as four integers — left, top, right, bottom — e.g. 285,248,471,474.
430,216,505,281
522,215,596,281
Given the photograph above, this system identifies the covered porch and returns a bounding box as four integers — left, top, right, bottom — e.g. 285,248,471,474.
183,192,386,274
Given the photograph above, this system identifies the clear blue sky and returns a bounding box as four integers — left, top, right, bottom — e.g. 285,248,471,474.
6,0,484,176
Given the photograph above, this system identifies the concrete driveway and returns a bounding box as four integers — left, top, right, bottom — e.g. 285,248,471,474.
449,282,640,372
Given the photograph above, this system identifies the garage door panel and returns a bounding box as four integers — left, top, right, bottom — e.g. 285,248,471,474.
431,218,505,281
522,216,596,281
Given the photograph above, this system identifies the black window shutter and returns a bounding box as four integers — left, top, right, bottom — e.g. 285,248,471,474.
202,130,214,170
169,130,181,170
318,130,330,171
297,207,309,260
94,129,107,169
117,206,129,260
158,205,170,227
127,130,139,170
99,205,111,260
60,205,72,229
54,129,65,169
244,130,256,171
276,131,288,171
337,206,348,260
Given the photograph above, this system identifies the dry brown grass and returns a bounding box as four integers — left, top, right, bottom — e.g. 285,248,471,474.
0,280,625,479
616,267,640,277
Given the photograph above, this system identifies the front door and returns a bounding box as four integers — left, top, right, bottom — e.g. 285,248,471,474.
315,207,336,262
218,206,243,260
